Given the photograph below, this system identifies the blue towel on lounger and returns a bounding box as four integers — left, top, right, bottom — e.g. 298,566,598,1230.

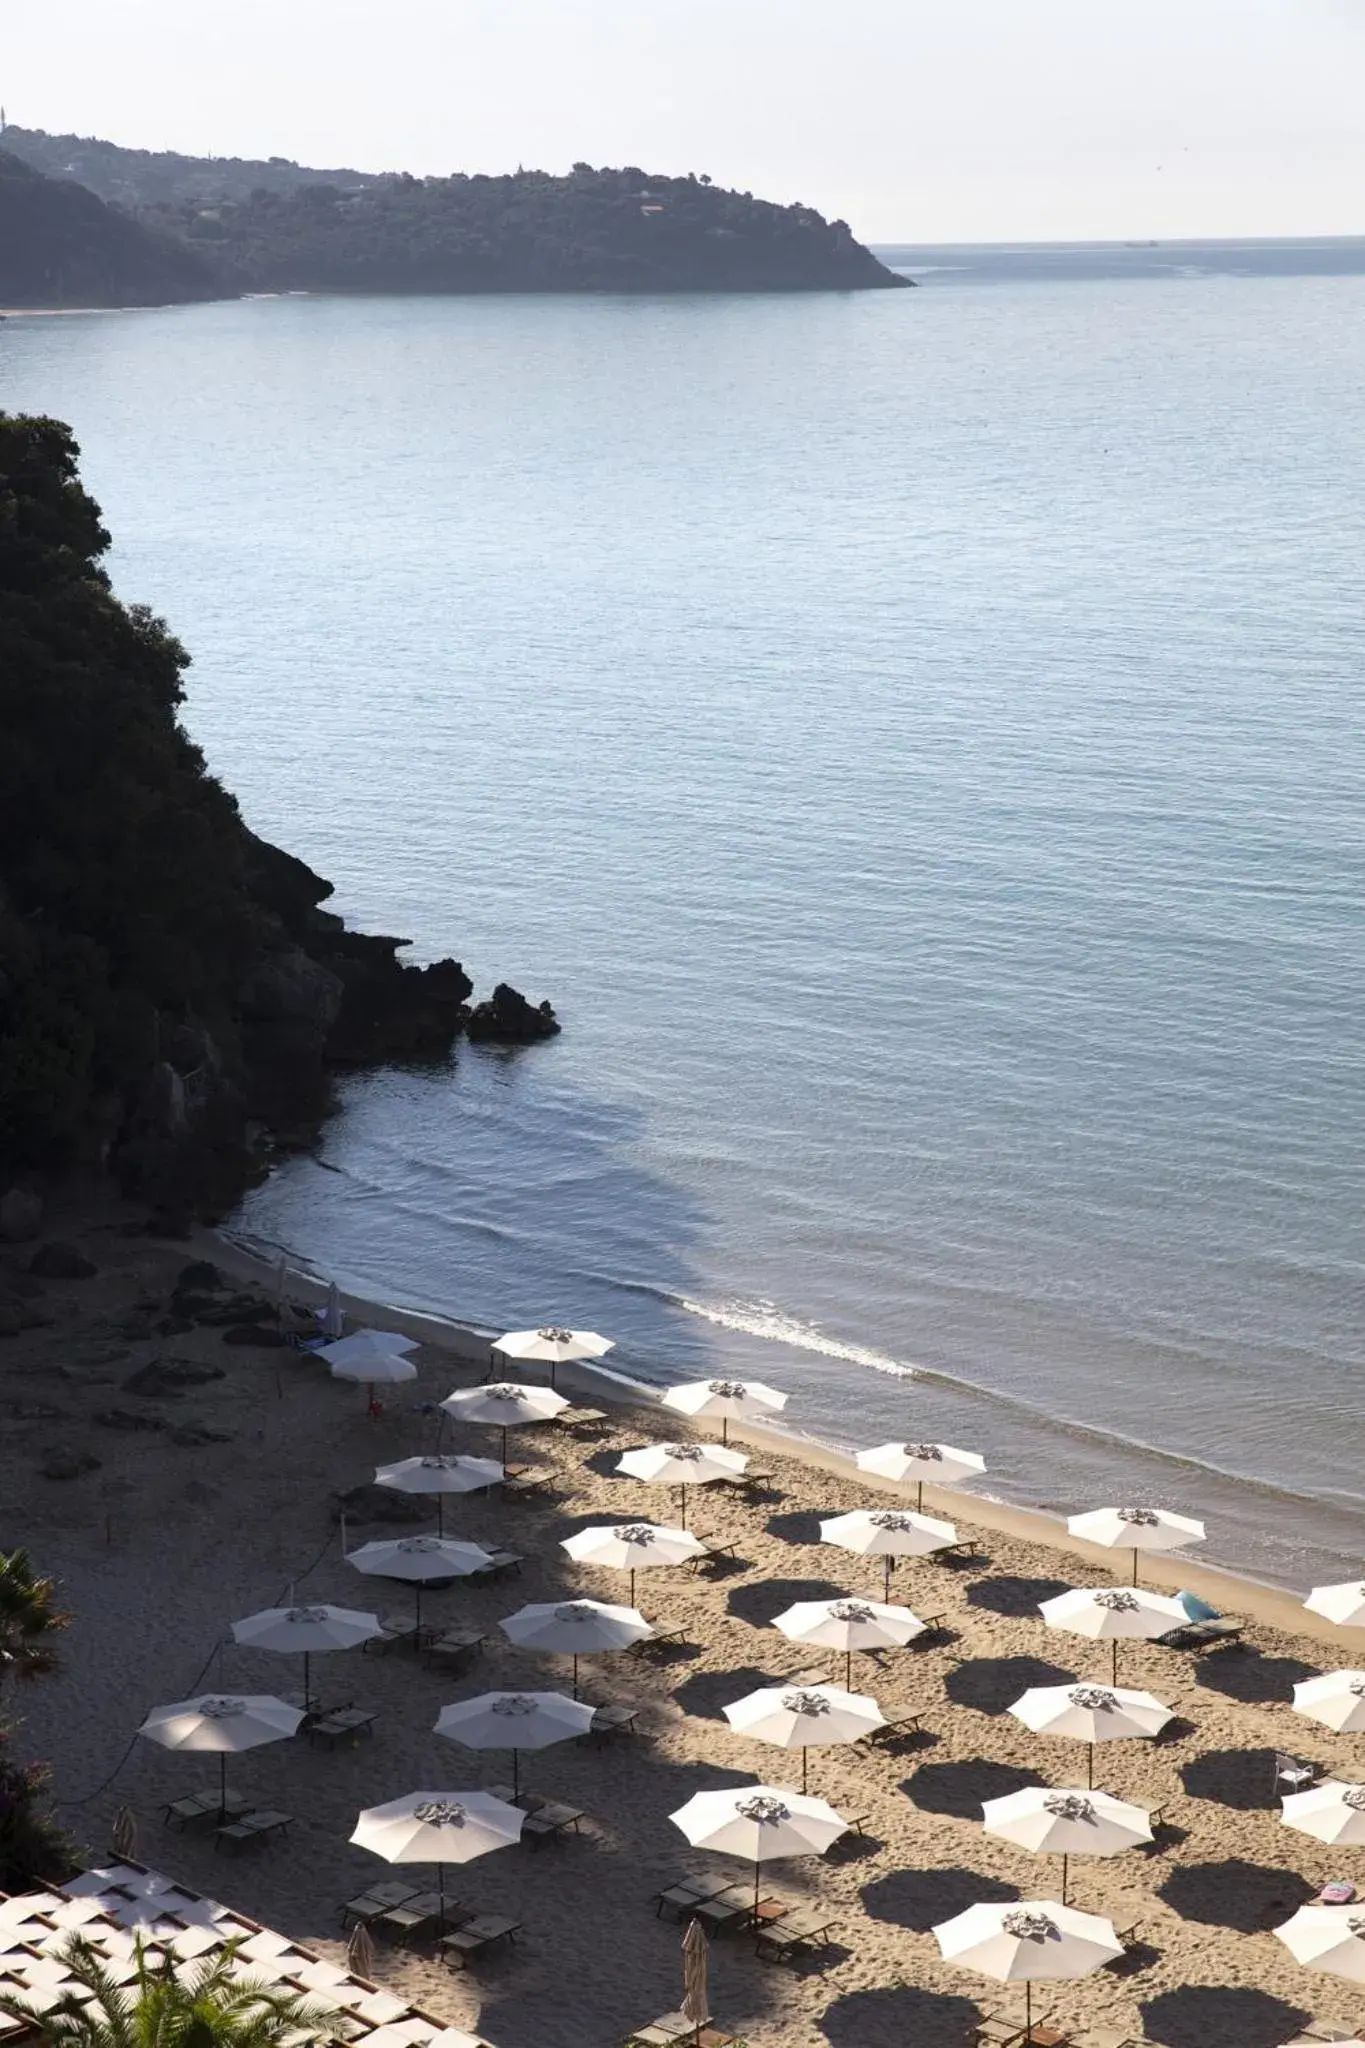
1177,1590,1221,1621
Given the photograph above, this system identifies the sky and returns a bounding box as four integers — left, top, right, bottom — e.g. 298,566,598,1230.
7,0,1365,243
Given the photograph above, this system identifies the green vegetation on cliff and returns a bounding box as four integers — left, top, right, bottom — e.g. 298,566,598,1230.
0,129,907,300
0,149,220,308
0,416,541,1216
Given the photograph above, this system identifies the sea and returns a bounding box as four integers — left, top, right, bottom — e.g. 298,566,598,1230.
3,237,1362,1592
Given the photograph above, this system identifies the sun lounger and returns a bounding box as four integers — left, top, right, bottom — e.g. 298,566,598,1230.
520,1799,585,1843
693,1887,782,1936
855,1708,924,1748
362,1617,429,1656
908,1611,949,1641
439,1913,521,1970
712,1468,774,1499
163,1790,249,1830
754,1910,838,1962
630,1623,691,1657
1156,1618,1245,1650
652,1878,727,1921
307,1707,378,1748
374,1892,459,1943
557,1406,610,1437
686,1536,741,1573
342,1885,422,1928
500,1470,553,1501
588,1703,640,1741
466,1550,524,1581
423,1626,489,1670
627,2019,738,2048
936,1539,984,1563
213,1810,293,1854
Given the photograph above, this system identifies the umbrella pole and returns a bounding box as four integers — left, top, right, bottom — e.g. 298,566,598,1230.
916,1480,924,1513
1025,1981,1032,2039
1111,1639,1118,1688
1061,1852,1068,1906
502,1426,509,1466
572,1654,579,1701
846,1649,852,1691
629,1569,636,1608
802,1747,808,1794
721,1419,728,1447
884,1556,892,1604
512,1748,519,1798
303,1651,311,1711
437,1497,445,1536
754,1861,760,1918
1087,1744,1095,1790
219,1751,227,1820
1132,1547,1139,1586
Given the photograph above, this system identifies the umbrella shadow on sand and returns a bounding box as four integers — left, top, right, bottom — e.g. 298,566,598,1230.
966,1573,1073,1617
1140,1984,1311,2048
1178,1746,1289,1811
821,1984,983,2048
945,1654,1080,1715
725,1577,849,1628
861,1863,1018,1934
904,1757,1048,1819
1157,1858,1314,1935
764,1509,827,1547
672,1665,780,1721
1192,1646,1319,1705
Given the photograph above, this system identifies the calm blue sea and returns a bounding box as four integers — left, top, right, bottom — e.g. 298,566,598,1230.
3,243,1362,1588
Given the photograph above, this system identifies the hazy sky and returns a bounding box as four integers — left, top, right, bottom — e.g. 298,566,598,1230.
8,0,1365,242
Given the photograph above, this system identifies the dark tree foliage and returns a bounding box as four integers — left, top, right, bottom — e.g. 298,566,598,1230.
0,416,255,1167
0,150,219,307
0,131,906,299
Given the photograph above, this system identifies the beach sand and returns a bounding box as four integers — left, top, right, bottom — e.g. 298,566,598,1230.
2,1198,1361,2048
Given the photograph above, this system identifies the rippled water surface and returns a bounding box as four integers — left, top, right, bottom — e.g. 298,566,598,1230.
3,263,1362,1587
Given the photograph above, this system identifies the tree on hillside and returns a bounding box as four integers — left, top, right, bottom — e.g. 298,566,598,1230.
0,1936,330,2048
0,1548,69,1694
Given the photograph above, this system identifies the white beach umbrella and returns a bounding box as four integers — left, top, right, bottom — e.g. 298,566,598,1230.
616,1441,747,1526
669,1785,847,1912
434,1689,594,1797
441,1381,568,1461
661,1379,788,1446
1306,1583,1365,1631
774,1595,925,1689
723,1683,884,1793
375,1453,505,1534
1040,1585,1188,1685
500,1597,652,1696
1009,1682,1173,1788
981,1787,1153,1904
351,1790,522,1906
1275,1904,1365,1984
320,1282,344,1342
1066,1506,1207,1585
820,1506,959,1602
318,1329,419,1404
493,1327,613,1390
561,1521,706,1606
230,1601,382,1708
856,1439,986,1512
137,1693,303,1814
346,1534,494,1633
1282,1781,1365,1848
934,1900,1123,2037
1293,1671,1365,1736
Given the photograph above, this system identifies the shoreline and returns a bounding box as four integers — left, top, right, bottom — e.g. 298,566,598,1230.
207,1225,1350,1650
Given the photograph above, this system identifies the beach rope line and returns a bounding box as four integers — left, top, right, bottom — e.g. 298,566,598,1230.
56,1515,345,1808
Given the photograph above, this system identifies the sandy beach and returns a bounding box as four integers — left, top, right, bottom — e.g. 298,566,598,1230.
2,1197,1362,2048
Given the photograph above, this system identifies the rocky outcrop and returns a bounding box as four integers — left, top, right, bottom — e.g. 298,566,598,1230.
466,983,561,1045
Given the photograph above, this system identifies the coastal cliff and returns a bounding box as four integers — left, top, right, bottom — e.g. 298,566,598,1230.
0,131,908,302
0,149,220,309
0,414,556,1228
